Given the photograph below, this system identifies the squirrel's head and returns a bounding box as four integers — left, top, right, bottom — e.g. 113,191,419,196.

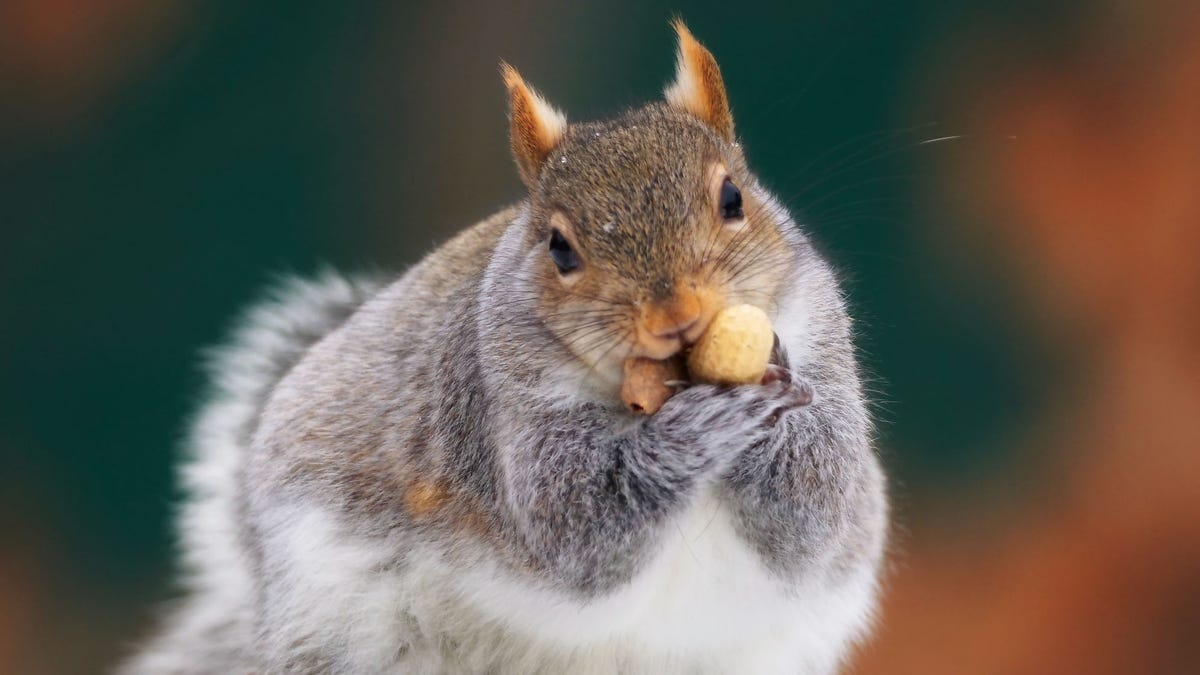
503,21,797,378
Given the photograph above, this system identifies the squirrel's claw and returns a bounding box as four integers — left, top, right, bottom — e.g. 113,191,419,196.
760,363,792,387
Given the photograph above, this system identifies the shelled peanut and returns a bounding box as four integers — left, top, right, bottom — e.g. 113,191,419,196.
686,304,773,385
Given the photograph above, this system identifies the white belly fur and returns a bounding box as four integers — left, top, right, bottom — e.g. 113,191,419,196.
448,489,872,673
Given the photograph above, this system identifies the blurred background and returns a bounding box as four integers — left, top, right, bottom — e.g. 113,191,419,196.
2,0,1197,672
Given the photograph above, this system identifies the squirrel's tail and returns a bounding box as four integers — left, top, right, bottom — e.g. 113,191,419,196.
120,270,383,673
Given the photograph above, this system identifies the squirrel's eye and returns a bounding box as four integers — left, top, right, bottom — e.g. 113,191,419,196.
719,177,744,221
548,228,581,274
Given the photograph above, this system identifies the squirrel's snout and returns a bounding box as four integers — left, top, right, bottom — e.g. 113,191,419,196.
635,288,717,359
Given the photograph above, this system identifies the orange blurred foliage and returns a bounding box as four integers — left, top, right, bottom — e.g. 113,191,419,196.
857,4,1200,673
0,0,184,136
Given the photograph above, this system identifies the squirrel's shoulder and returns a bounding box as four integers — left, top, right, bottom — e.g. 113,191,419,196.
398,204,520,298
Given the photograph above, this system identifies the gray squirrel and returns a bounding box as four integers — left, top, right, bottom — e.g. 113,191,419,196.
124,21,888,674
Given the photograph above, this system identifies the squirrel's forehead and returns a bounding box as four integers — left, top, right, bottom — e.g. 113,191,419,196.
543,133,715,200
597,124,711,158
543,167,699,224
555,113,718,169
533,111,728,234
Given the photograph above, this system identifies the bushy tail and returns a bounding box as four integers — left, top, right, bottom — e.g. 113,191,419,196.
120,270,383,674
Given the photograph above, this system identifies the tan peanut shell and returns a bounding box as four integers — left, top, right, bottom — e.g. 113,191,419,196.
686,304,774,385
621,356,686,415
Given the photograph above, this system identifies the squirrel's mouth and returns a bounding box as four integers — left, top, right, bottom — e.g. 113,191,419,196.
635,337,685,361
633,323,705,360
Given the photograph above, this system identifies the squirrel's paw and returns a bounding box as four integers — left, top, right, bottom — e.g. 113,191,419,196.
654,377,812,452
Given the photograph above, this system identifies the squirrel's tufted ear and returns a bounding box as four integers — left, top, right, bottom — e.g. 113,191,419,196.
502,62,568,187
663,20,733,140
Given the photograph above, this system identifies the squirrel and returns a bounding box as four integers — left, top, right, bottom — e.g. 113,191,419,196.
123,21,888,675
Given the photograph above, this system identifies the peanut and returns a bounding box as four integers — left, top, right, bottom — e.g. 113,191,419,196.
687,304,774,385
620,355,686,415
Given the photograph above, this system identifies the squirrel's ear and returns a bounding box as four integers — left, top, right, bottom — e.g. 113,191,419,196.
502,63,568,187
663,20,734,140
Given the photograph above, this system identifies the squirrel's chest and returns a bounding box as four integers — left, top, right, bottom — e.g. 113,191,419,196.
613,490,803,651
459,489,808,664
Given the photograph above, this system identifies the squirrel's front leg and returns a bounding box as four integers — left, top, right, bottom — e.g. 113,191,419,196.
497,383,799,597
721,343,888,586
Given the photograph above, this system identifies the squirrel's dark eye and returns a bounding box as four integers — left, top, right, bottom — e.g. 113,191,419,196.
548,228,581,274
719,177,744,221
